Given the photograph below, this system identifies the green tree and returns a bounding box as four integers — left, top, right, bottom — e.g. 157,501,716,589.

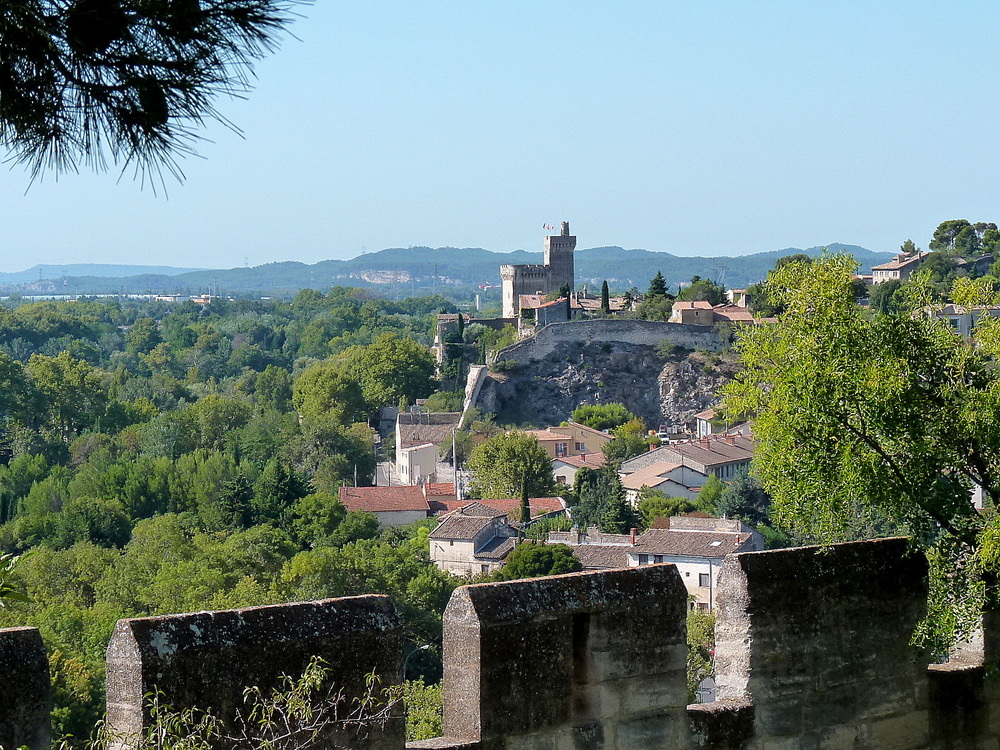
715,469,771,528
292,360,366,427
26,351,107,442
467,432,556,500
868,279,905,314
600,280,611,314
344,333,436,413
495,542,582,580
125,318,161,355
1,0,299,177
602,418,651,467
571,403,636,431
696,474,725,513
637,490,697,528
724,253,1000,647
571,466,637,533
677,276,726,306
647,271,668,299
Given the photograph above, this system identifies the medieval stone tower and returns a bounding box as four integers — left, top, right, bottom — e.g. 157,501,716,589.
501,221,577,318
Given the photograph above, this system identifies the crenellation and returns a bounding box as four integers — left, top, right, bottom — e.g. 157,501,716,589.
7,540,1000,749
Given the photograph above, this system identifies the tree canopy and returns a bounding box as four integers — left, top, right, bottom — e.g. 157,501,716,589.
725,253,1000,646
466,431,556,500
1,0,300,179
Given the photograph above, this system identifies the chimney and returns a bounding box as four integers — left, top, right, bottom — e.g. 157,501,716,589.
726,435,736,445
630,528,637,545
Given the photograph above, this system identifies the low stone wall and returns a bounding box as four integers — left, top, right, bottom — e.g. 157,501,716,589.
489,319,724,365
0,627,49,750
713,538,931,748
8,540,1000,750
432,565,691,750
105,596,403,750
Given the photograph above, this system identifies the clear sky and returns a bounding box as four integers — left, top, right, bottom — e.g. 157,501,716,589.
2,1,999,273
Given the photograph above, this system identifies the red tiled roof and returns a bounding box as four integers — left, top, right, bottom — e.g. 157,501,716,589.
338,486,430,514
573,545,630,570
429,514,495,540
425,482,456,496
473,497,567,517
693,408,717,421
553,454,606,469
632,529,750,557
428,498,466,515
673,300,714,310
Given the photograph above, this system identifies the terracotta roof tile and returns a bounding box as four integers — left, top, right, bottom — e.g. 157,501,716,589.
573,545,630,570
632,529,749,557
429,514,495,540
338,486,430,514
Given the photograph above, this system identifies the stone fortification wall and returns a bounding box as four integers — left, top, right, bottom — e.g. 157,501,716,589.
7,540,1000,750
489,319,725,366
105,596,403,750
436,565,690,750
713,538,932,749
0,627,49,750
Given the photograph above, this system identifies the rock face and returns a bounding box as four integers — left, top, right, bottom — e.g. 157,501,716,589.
476,338,741,429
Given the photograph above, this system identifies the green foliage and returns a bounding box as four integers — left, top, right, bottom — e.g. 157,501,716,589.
725,253,1000,646
343,333,437,414
695,475,725,513
716,469,771,528
600,280,611,314
571,467,638,533
647,271,668,299
602,418,651,467
571,403,636,431
466,432,556,500
868,279,906,314
404,679,443,741
637,491,697,528
686,609,715,702
495,542,582,580
0,551,31,605
677,275,726,306
292,360,366,428
930,220,1000,256
423,391,464,412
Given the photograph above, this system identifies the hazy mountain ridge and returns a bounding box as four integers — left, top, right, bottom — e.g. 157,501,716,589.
2,243,893,297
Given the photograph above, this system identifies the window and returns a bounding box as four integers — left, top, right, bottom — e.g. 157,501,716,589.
555,442,568,457
638,554,649,565
481,564,490,573
449,540,454,546
699,573,711,587
654,555,664,563
575,442,585,451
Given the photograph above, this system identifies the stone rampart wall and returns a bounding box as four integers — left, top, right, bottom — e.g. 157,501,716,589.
5,540,1000,750
488,319,725,366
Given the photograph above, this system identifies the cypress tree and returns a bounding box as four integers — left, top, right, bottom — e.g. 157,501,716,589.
601,280,610,314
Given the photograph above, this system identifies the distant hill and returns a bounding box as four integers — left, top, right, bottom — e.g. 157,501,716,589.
0,263,208,284
0,244,893,298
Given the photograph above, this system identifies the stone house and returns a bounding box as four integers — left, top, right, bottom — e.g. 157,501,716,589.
522,422,611,459
551,452,606,486
620,460,704,503
930,304,1000,338
550,515,763,609
395,411,462,484
620,431,754,487
627,517,762,609
428,498,569,575
428,509,519,576
338,485,431,528
871,249,930,284
669,300,715,325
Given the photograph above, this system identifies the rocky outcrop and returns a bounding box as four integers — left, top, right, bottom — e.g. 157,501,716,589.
473,334,740,429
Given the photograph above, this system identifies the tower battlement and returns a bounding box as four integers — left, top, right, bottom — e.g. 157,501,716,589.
501,222,577,318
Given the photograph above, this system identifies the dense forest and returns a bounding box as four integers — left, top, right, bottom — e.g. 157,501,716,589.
0,289,463,739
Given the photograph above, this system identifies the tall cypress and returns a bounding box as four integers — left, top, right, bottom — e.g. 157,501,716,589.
601,280,610,314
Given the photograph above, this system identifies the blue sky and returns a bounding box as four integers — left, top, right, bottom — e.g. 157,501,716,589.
2,1,999,272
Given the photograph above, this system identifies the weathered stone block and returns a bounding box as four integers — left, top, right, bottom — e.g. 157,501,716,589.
0,627,50,750
869,710,929,749
715,538,930,741
442,566,689,746
106,596,402,750
687,700,754,750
